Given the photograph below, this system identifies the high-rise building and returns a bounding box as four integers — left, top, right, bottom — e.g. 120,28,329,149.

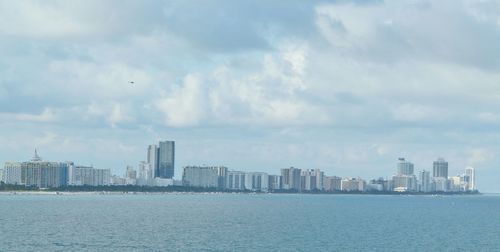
418,170,431,192
244,172,269,192
392,158,417,192
433,158,448,178
182,166,220,188
147,145,158,173
3,162,22,185
397,158,414,175
3,150,68,188
281,167,301,191
216,166,228,189
268,175,282,190
226,171,246,190
157,141,175,179
315,169,325,190
299,169,324,191
301,169,317,191
465,167,476,191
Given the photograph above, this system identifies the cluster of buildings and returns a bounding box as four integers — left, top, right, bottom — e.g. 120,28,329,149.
0,140,478,193
0,140,176,189
0,150,111,188
112,141,177,187
385,158,476,193
179,158,476,193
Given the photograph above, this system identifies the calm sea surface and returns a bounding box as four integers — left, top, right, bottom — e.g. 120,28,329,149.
0,193,499,251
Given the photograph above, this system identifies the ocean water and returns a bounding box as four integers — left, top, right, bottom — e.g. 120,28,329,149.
0,193,499,251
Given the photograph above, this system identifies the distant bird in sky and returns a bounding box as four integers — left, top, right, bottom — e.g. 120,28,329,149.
129,81,135,84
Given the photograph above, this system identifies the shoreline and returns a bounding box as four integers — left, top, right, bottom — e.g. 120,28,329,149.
0,191,483,196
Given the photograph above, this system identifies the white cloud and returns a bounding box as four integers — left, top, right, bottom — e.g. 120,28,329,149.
153,42,331,127
155,74,207,127
0,108,57,123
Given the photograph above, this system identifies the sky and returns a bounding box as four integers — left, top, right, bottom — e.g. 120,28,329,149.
1,0,500,191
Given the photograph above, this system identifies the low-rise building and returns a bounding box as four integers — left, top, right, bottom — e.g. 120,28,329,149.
154,178,173,187
449,176,463,192
70,165,110,186
137,161,155,186
433,177,449,192
125,165,137,185
392,175,417,192
324,176,342,191
341,178,365,192
111,175,127,186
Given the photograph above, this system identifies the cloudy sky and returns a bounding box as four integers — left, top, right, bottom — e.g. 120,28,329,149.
1,0,500,191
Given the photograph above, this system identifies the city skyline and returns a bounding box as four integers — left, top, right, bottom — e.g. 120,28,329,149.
0,2,498,251
1,1,500,192
0,145,478,193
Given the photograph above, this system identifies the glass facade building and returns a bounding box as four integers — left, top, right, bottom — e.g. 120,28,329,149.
433,158,448,178
157,141,175,179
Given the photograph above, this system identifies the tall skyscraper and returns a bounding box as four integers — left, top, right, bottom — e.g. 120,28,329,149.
147,144,158,175
418,170,431,192
433,158,448,178
157,141,175,178
397,158,414,175
465,167,476,191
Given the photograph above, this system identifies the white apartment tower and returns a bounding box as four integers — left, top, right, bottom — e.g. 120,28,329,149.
465,167,476,191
